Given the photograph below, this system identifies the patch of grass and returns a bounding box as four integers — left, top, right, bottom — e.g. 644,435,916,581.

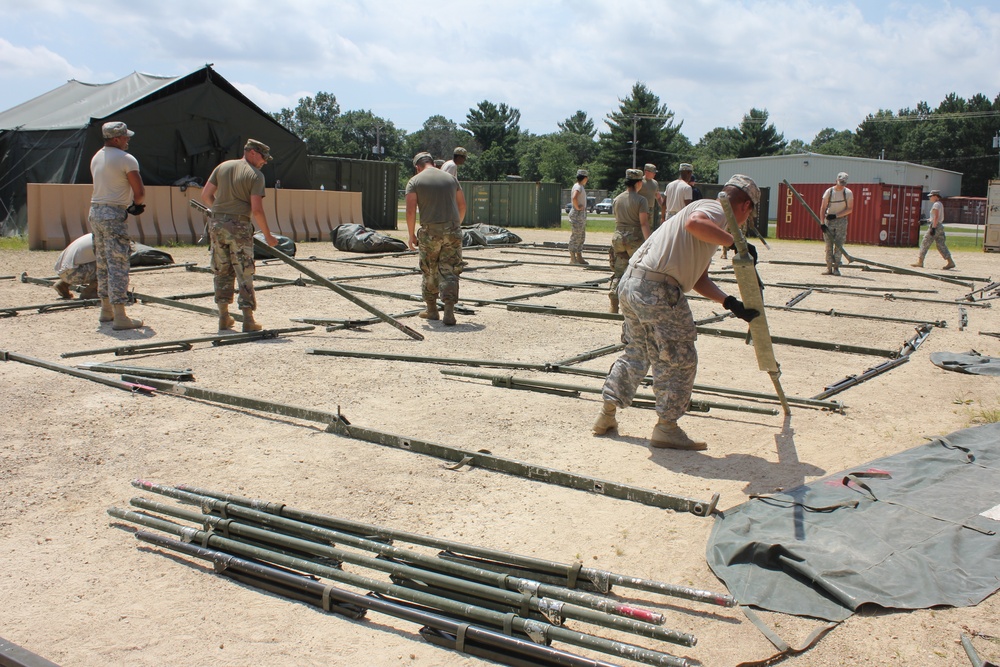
970,406,1000,425
0,235,28,251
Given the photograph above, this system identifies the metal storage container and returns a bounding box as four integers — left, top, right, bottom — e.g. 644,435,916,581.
777,182,922,247
460,181,561,228
306,156,399,230
943,196,987,226
985,180,1000,252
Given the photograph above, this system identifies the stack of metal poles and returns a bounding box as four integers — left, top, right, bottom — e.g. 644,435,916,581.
112,481,738,667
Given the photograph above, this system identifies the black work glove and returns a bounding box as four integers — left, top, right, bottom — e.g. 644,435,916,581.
724,295,760,323
820,223,829,233
126,203,146,216
928,226,936,237
727,242,759,265
826,213,837,221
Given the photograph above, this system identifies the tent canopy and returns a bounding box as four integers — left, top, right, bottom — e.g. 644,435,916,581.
0,66,309,235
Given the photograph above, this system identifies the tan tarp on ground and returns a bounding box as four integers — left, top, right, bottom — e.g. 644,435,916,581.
27,184,365,250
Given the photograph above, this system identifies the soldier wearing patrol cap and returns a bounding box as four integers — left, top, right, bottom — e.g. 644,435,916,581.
607,168,651,313
441,147,467,179
89,120,146,330
639,163,665,230
201,138,280,332
568,168,589,265
594,174,761,451
405,151,467,326
662,162,695,220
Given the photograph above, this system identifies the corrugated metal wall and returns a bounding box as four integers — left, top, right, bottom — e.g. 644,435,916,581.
777,182,922,247
943,197,987,225
306,156,399,230
719,154,963,221
460,181,562,228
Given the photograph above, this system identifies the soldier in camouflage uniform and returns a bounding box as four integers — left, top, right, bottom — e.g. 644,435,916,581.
608,169,651,313
53,233,99,300
406,151,467,326
568,169,589,265
912,190,955,270
639,163,664,231
593,175,761,450
202,139,279,332
89,121,145,330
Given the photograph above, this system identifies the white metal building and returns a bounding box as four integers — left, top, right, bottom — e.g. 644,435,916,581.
718,153,963,221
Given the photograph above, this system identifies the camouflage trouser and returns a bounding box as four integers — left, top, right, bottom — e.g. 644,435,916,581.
601,274,698,422
418,224,464,304
918,229,953,261
608,228,644,300
59,262,97,287
823,219,848,268
210,217,257,310
568,208,587,252
90,204,131,304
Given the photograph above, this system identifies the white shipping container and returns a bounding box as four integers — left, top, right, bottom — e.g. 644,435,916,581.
985,179,1000,252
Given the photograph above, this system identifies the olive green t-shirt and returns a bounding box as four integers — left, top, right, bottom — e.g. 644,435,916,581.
405,167,461,226
613,190,647,229
207,157,266,217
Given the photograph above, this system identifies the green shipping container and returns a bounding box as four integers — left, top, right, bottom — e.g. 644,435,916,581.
307,156,399,230
459,181,562,228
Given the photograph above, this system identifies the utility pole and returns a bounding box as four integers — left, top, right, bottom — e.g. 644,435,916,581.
631,115,638,168
373,125,384,160
993,132,999,176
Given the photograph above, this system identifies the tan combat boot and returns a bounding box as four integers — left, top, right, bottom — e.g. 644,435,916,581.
80,281,98,300
54,280,73,299
218,303,236,330
242,308,263,332
99,299,114,323
111,304,143,330
910,257,924,268
649,419,707,451
442,303,457,326
943,259,956,270
592,401,618,435
577,253,589,266
569,252,579,265
609,294,619,314
419,299,439,320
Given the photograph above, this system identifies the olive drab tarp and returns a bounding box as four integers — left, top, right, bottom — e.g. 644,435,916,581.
930,350,1000,376
707,422,1000,622
253,233,296,259
332,224,408,254
129,242,174,267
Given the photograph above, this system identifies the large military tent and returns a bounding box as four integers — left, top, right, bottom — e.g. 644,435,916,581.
0,65,308,236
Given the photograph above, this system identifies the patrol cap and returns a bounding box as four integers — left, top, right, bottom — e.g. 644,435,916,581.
679,162,693,172
245,139,273,162
453,147,468,156
412,151,433,167
724,174,760,212
576,168,589,177
643,163,657,173
434,159,445,167
837,171,849,183
625,168,643,180
928,189,942,197
102,121,134,139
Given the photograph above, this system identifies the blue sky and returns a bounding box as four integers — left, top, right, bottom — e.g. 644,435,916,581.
1,0,998,144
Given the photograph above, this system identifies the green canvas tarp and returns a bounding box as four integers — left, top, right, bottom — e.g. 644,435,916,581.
707,422,1000,622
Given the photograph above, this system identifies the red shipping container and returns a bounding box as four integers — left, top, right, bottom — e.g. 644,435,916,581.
777,183,923,247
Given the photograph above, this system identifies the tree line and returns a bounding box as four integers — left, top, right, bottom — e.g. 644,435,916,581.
272,82,1000,196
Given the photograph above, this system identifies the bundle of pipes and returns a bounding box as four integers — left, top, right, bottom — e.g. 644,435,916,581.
112,480,739,667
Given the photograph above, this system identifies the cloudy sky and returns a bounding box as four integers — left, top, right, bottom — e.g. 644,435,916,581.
2,0,998,144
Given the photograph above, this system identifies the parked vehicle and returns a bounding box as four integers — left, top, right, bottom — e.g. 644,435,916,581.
595,197,613,214
565,196,597,213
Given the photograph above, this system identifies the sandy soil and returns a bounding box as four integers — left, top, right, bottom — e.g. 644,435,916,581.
1,228,999,667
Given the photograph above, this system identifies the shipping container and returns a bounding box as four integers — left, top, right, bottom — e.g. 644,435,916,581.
306,156,399,230
460,181,562,228
942,196,987,226
776,183,923,247
985,180,1000,252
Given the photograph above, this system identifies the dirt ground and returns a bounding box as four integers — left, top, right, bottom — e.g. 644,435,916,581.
1,228,999,667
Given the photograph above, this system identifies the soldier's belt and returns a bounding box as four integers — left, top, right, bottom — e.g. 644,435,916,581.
625,267,680,287
211,213,251,223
